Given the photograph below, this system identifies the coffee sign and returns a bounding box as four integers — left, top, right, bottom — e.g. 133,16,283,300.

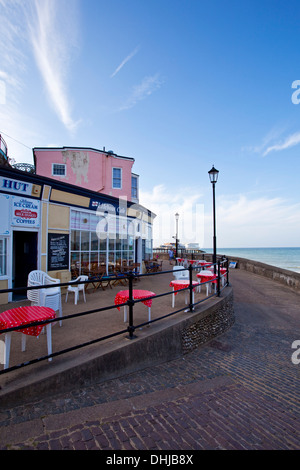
11,196,40,227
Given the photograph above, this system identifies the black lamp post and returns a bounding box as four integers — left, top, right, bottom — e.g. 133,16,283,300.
175,212,179,260
208,165,219,274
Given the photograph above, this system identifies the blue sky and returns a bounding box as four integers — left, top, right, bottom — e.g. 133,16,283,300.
1,0,300,248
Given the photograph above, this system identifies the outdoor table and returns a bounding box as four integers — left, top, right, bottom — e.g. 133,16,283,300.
0,305,56,369
197,271,217,295
175,259,198,266
208,266,227,285
114,289,156,323
169,280,198,308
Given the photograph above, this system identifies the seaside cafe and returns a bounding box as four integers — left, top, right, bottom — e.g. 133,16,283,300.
0,166,155,304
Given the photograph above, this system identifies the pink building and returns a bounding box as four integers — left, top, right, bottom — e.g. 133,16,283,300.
33,147,139,203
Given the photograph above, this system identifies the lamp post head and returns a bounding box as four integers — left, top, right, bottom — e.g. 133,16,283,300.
208,165,219,184
175,212,179,221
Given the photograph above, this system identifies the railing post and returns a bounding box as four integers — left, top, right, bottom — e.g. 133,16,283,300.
226,257,229,286
189,264,194,311
217,259,221,296
127,271,136,339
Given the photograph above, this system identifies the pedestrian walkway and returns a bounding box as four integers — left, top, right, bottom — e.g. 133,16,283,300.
0,269,299,450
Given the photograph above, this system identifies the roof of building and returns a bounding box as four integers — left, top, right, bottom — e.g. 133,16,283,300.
32,147,135,168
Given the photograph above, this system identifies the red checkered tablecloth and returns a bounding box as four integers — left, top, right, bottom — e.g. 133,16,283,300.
0,306,56,337
114,290,156,310
169,280,198,295
197,272,217,284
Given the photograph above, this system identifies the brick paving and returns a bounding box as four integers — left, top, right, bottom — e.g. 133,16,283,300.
0,269,299,450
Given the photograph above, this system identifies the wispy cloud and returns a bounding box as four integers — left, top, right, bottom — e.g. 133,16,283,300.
27,0,80,132
243,126,300,157
119,73,163,111
111,46,140,78
262,131,300,156
0,0,38,162
0,0,27,104
242,126,287,155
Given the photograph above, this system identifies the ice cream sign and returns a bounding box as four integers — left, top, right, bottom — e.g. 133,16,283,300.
11,196,40,227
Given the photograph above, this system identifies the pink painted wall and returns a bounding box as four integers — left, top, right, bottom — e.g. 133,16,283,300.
34,148,135,201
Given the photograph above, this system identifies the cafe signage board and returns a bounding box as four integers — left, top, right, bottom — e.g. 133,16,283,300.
11,196,40,227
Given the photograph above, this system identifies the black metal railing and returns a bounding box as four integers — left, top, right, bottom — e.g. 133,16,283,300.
0,259,229,375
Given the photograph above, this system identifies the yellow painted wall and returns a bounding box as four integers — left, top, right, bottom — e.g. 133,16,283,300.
48,204,70,230
0,279,8,305
50,189,90,208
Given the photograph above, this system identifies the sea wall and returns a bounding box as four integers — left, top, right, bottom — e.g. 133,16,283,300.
225,256,300,293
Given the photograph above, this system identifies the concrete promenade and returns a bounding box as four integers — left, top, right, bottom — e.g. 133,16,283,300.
0,268,299,450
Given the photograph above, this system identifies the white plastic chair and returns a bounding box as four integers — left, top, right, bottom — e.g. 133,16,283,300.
65,275,88,305
173,266,189,280
194,260,204,272
27,270,62,326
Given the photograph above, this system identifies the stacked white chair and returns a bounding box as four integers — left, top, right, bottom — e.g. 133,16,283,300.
27,270,62,326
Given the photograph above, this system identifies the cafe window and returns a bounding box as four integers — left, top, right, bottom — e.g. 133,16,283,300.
0,238,7,276
70,209,136,273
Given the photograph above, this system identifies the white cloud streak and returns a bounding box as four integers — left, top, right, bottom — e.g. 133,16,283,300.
27,0,80,132
263,131,300,156
244,126,300,157
111,46,140,78
120,74,163,111
0,0,38,162
0,0,80,161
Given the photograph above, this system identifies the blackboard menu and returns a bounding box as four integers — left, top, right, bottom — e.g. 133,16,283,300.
48,233,69,270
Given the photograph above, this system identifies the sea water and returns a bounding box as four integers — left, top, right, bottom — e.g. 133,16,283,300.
203,247,300,274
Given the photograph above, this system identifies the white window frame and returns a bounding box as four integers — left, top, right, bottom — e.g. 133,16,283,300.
131,175,138,200
112,167,122,189
52,163,66,177
0,237,8,278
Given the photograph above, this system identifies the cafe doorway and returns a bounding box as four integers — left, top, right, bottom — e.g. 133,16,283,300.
12,231,38,300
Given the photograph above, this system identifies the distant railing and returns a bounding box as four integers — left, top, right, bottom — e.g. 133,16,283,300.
0,259,229,376
153,248,206,256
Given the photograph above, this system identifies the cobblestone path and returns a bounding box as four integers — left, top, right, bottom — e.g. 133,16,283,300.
0,270,299,450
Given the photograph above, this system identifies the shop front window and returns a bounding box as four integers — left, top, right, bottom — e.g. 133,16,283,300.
70,209,151,273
